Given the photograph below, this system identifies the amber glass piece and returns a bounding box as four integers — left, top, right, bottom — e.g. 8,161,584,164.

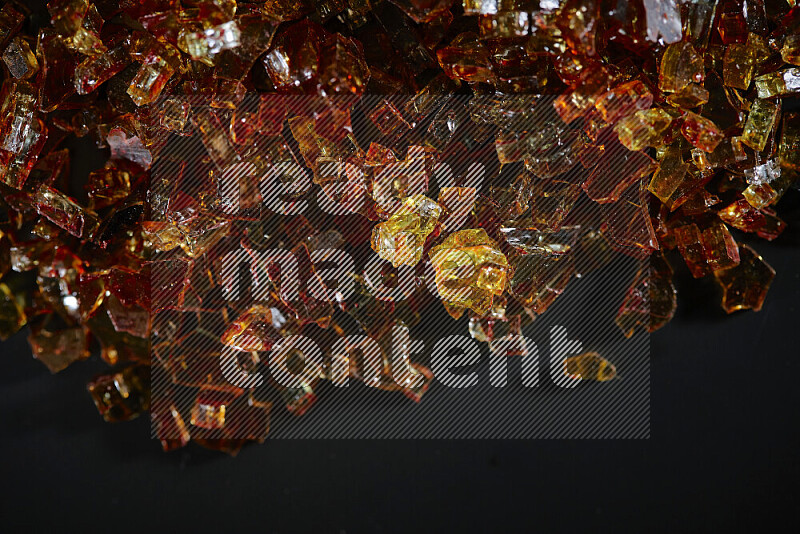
681,111,723,152
87,365,151,422
682,0,718,48
691,137,746,173
674,222,740,278
371,145,431,215
86,166,132,210
317,33,370,97
105,126,153,170
717,12,747,44
145,211,230,258
3,37,38,80
679,188,720,216
370,0,436,74
74,46,128,95
190,390,238,430
718,199,786,241
672,223,707,277
214,13,280,80
105,293,152,338
158,339,247,394
508,251,574,315
152,398,191,452
584,142,655,204
0,79,38,155
614,108,673,151
553,66,612,124
666,83,708,109
524,124,583,178
288,114,340,169
365,142,397,166
574,230,614,278
741,99,780,152
282,242,335,329
781,34,800,65
714,245,774,313
554,0,599,57
221,305,283,352
779,112,800,170
429,228,508,317
33,185,97,239
438,187,476,232
659,41,704,93
338,274,395,338
47,0,89,37
500,225,581,256
489,167,533,219
701,222,741,272
601,180,658,258
469,296,512,345
564,352,616,382
221,395,272,442
262,21,323,92
184,109,238,169
702,70,745,131
722,34,768,90
178,21,242,65
594,80,653,123
230,99,281,144
0,4,25,50
64,26,105,57
0,281,27,341
7,240,53,272
368,99,413,139
648,145,688,204
478,11,530,40
127,56,175,107
469,304,528,357
528,181,581,231
28,321,89,373
616,253,676,337
426,104,459,147
404,73,458,117
436,32,494,84
36,30,78,112
86,307,150,366
0,131,44,188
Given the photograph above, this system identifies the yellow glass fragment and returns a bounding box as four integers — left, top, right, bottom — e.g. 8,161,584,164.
429,228,508,317
614,108,673,151
564,352,617,382
370,194,442,267
741,99,780,152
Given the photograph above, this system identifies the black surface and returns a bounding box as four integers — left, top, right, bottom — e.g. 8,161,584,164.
1,190,798,532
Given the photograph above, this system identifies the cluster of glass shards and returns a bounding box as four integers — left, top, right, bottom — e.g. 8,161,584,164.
0,1,797,453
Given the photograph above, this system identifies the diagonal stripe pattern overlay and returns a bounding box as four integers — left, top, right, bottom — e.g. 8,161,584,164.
150,94,651,440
